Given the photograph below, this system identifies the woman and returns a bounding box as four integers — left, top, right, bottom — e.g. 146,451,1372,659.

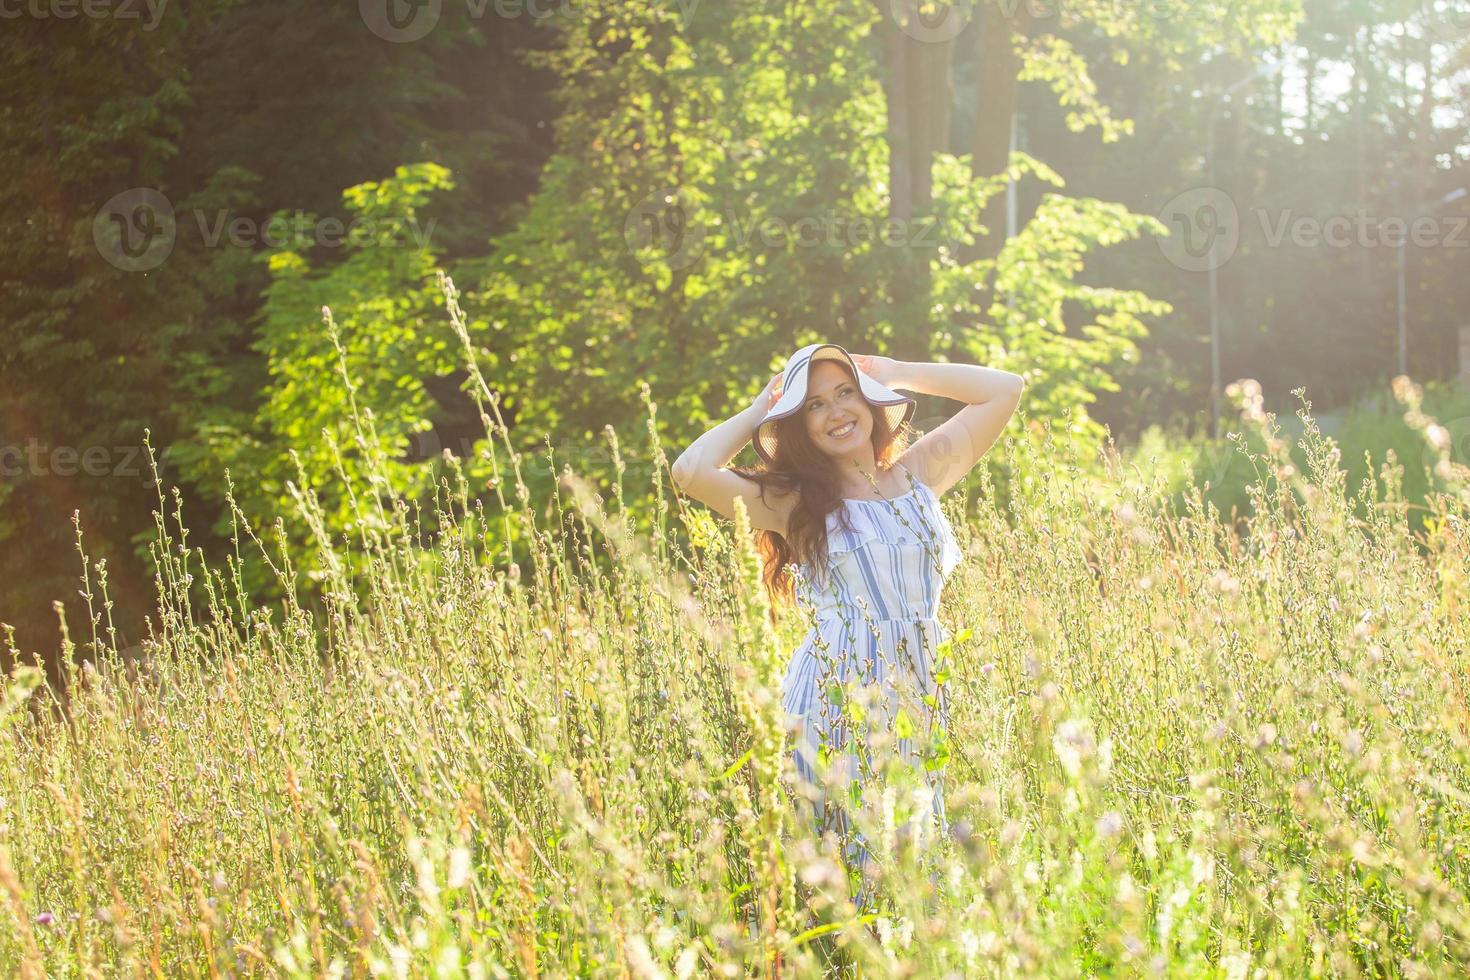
670,343,1024,890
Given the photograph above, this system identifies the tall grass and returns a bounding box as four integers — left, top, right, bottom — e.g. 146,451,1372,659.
1113,377,1470,545
2,280,1469,976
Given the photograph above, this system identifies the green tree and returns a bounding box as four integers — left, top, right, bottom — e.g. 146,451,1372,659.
169,163,461,602
0,2,554,667
463,0,1233,515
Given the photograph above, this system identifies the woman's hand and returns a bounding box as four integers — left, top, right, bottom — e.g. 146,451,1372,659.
851,353,904,387
749,372,784,417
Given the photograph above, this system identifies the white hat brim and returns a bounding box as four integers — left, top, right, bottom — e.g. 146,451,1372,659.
753,343,915,466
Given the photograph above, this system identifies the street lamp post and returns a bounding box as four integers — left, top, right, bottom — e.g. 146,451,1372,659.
1397,186,1466,378
1207,114,1222,439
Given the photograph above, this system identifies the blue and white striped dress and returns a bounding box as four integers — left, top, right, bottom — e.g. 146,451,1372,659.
779,463,964,861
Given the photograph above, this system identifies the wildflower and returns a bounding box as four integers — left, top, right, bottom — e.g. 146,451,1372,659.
1095,811,1123,838
1053,719,1095,778
1227,379,1266,422
1252,723,1277,750
448,848,471,890
799,857,845,888
1208,569,1240,595
1427,424,1451,452
34,911,55,926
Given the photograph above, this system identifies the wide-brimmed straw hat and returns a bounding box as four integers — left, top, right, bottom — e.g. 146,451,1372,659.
753,342,915,466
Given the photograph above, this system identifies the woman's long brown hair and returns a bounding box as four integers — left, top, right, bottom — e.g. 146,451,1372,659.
727,361,913,623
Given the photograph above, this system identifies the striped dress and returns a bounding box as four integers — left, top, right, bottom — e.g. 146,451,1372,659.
779,463,964,873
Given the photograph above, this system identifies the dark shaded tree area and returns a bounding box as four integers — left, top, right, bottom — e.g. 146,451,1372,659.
0,3,555,670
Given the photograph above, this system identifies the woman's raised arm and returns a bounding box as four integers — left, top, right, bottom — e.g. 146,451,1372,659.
670,374,797,534
854,354,1024,499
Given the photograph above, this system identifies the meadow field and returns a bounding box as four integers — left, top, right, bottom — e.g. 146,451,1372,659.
3,359,1469,977
9,0,1470,974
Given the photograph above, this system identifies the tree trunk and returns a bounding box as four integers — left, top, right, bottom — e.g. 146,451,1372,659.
1354,28,1369,280
1273,43,1285,134
961,0,1023,267
1416,39,1433,177
873,3,954,362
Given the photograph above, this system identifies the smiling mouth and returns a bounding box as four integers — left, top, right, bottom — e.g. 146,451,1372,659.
828,421,857,438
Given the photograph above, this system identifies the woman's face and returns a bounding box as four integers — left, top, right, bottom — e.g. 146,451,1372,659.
801,361,874,459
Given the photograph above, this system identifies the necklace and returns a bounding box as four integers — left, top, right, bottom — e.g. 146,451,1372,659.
839,463,915,503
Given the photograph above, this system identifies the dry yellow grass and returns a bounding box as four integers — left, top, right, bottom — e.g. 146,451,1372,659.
2,291,1468,976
